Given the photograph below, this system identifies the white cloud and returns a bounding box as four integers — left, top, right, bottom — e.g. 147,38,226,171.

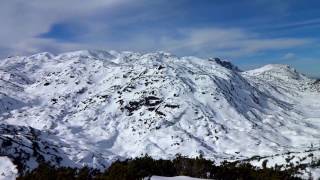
5,26,311,59
263,18,320,30
155,28,312,58
0,0,135,56
283,52,296,60
0,1,314,59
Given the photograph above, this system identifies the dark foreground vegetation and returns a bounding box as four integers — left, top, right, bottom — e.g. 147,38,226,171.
17,154,316,180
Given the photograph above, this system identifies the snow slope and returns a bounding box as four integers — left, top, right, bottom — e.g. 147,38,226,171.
0,50,319,174
0,156,17,180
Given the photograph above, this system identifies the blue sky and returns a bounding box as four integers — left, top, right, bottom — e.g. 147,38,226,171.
1,0,320,77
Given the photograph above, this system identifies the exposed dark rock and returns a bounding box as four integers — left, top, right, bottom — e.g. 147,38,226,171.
210,58,241,72
164,104,180,108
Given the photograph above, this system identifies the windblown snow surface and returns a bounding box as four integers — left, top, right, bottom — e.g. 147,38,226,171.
0,50,320,178
0,156,17,180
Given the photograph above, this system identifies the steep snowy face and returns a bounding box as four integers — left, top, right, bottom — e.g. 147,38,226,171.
0,50,320,170
0,124,76,170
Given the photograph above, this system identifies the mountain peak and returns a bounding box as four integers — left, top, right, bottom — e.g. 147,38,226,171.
28,52,55,60
1,50,319,173
245,64,304,80
56,49,116,60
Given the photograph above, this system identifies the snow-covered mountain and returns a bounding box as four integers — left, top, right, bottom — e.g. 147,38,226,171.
0,50,319,174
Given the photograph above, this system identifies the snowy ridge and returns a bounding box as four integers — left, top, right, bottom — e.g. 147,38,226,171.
0,50,319,173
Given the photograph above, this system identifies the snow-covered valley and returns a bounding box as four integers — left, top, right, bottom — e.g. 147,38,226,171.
0,50,319,178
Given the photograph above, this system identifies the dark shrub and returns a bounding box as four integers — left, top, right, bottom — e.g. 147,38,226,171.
17,155,305,180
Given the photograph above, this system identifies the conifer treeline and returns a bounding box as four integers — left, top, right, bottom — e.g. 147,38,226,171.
17,154,317,180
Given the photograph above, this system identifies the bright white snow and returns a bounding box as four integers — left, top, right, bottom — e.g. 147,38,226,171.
0,50,319,178
0,157,17,180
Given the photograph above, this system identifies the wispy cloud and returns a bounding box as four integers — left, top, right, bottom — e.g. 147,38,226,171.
0,0,138,56
259,18,320,31
155,28,312,58
0,0,316,61
282,52,296,60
